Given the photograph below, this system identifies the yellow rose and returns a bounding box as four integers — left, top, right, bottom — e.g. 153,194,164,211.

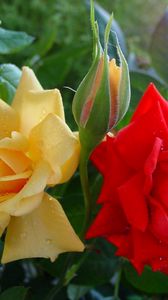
0,66,84,263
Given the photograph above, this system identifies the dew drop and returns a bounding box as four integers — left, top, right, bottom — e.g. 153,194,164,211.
46,238,52,244
39,108,47,121
42,108,46,115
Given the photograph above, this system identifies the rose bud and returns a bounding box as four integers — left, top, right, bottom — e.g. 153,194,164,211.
72,4,130,151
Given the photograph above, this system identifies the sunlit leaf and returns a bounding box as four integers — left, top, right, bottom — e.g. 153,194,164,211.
0,64,21,103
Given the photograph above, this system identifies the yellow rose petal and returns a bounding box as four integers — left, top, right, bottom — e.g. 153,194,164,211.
0,160,14,177
60,138,80,183
0,149,31,173
13,192,43,217
0,212,10,237
0,100,19,139
0,170,31,194
0,194,16,203
15,89,65,137
109,58,121,101
12,66,42,110
1,193,84,263
0,132,28,152
47,167,62,186
0,161,50,216
29,114,79,184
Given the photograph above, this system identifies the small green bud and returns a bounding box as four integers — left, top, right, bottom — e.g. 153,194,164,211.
72,1,130,151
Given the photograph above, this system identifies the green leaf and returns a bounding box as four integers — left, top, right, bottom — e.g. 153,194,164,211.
124,263,168,294
27,23,57,60
39,240,119,288
73,239,119,286
149,8,168,83
67,284,91,300
0,286,29,300
0,28,34,54
0,64,21,104
36,45,88,88
130,71,167,110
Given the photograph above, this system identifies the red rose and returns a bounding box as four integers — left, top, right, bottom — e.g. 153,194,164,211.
86,83,168,274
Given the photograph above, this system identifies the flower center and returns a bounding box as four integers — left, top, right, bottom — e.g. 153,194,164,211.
0,150,32,199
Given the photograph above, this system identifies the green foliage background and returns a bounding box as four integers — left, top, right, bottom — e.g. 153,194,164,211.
0,0,168,299
0,0,167,130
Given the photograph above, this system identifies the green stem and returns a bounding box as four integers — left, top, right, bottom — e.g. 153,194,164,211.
113,268,122,299
79,147,92,239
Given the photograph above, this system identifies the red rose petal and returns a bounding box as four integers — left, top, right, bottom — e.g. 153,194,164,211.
159,150,168,162
112,233,133,259
118,173,148,231
151,257,168,274
108,234,125,248
88,84,168,275
152,160,168,209
144,137,162,194
132,229,168,270
150,198,168,243
114,99,168,170
97,139,132,203
90,140,108,175
131,83,168,123
85,201,128,239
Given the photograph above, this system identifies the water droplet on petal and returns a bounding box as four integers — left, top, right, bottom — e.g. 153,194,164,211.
39,109,47,122
46,238,52,244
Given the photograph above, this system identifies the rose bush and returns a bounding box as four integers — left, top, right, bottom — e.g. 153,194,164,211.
0,66,84,263
86,83,168,274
